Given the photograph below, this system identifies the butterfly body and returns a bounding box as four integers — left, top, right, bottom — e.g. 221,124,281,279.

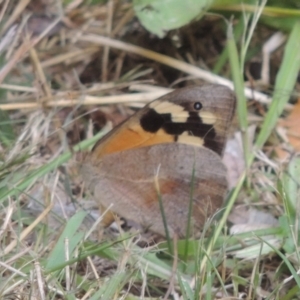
79,84,235,237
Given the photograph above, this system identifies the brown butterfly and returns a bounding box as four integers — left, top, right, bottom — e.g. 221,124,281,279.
79,84,236,237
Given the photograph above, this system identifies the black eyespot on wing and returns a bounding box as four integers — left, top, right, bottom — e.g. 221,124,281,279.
193,102,202,110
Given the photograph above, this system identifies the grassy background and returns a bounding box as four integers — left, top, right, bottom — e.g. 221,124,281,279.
0,0,300,299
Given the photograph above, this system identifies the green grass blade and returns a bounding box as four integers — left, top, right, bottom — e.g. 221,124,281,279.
45,211,87,271
255,21,300,152
227,22,249,165
282,156,300,220
90,270,133,300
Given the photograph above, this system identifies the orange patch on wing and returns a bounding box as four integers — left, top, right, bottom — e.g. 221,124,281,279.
143,179,179,207
92,123,174,158
160,179,179,195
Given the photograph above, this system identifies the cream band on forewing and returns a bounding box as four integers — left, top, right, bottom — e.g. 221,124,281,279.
170,114,190,123
151,101,186,114
177,133,204,146
198,111,216,125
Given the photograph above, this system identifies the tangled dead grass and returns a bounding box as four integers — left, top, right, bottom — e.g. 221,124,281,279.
0,0,300,299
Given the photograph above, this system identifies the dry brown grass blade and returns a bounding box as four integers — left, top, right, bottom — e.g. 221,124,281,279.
0,15,62,84
29,46,52,101
0,90,169,110
102,0,114,82
0,0,10,24
0,38,35,84
112,8,134,37
0,0,31,35
41,47,100,68
0,83,37,92
3,202,54,255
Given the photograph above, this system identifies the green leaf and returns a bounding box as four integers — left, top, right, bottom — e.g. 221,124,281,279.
45,211,87,271
178,274,195,300
133,0,215,37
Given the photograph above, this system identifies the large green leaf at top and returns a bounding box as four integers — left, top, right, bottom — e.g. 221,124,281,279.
133,0,215,37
